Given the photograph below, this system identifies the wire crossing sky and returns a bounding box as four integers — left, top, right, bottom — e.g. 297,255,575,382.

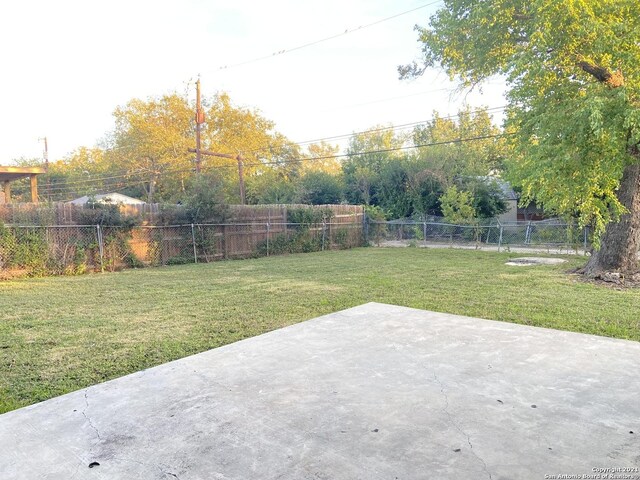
0,0,506,163
44,131,512,200
215,1,443,71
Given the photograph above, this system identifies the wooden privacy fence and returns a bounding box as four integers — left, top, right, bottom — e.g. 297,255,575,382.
0,202,363,226
0,202,161,225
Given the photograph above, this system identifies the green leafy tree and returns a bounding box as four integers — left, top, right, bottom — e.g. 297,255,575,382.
183,173,228,223
49,148,118,200
465,178,508,219
342,127,407,205
202,93,301,187
405,163,445,218
109,94,193,203
297,171,344,205
245,170,296,205
440,186,476,224
401,0,640,275
374,159,413,219
413,107,507,185
301,142,342,175
97,93,300,202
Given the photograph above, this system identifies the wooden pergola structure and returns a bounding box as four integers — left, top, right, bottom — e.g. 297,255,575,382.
0,166,46,204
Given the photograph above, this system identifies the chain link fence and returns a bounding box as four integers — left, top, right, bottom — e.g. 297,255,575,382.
0,221,364,278
1,213,593,279
366,219,590,254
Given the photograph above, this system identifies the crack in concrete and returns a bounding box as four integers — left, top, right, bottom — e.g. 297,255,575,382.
432,373,493,480
112,456,182,479
156,462,184,480
82,390,101,441
158,463,181,479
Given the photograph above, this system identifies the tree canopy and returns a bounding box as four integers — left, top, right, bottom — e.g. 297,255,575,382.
413,106,507,185
21,90,509,228
49,92,304,204
402,0,640,274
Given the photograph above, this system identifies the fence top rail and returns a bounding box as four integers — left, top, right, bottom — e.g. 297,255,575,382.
178,222,363,227
370,220,496,227
370,220,579,228
500,222,578,227
3,224,98,228
2,221,364,229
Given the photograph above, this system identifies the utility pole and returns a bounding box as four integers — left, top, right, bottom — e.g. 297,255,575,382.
237,154,245,206
190,78,246,203
187,148,246,204
194,77,204,174
39,136,50,202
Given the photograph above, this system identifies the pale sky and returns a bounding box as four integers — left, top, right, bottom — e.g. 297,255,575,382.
0,0,506,164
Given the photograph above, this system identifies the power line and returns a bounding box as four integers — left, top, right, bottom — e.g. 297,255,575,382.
42,106,509,198
48,131,511,201
44,169,150,189
246,132,513,168
214,1,442,72
48,105,507,190
244,105,508,155
201,105,507,160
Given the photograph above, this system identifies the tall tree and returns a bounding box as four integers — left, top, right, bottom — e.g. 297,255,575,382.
342,127,407,205
104,92,299,204
46,148,117,200
402,0,640,275
413,106,507,185
297,171,344,205
245,169,296,205
109,94,193,203
201,94,303,201
301,142,342,175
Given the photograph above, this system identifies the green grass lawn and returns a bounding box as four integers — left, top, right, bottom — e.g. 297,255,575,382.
1,247,639,414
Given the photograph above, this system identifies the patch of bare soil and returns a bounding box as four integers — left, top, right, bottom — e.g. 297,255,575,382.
0,268,30,281
570,267,640,289
505,257,568,266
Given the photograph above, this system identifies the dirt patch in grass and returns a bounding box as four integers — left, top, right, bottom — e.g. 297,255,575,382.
570,268,640,289
505,257,568,266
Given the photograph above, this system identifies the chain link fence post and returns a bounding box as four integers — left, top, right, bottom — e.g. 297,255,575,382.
321,220,327,251
191,223,197,264
96,224,104,271
498,224,504,252
266,222,270,256
363,211,369,245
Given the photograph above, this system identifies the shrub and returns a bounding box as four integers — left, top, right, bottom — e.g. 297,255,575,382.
286,207,333,225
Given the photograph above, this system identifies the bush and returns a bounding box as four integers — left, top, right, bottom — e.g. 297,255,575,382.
364,205,388,246
297,171,344,205
333,228,350,248
166,256,193,265
76,201,140,228
286,207,333,225
183,173,228,223
0,224,51,276
257,228,324,256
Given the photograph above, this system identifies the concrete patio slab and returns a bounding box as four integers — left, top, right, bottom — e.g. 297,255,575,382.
1,303,639,480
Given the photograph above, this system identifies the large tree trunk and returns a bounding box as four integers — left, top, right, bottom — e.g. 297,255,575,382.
584,163,640,276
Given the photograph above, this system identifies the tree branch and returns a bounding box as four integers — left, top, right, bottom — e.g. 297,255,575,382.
577,60,625,88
